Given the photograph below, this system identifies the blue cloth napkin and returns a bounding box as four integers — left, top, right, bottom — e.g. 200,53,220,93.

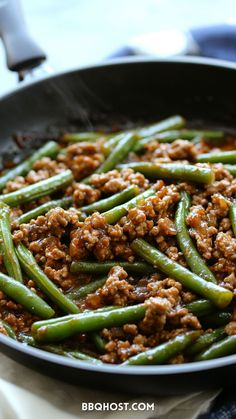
109,24,236,418
109,24,236,62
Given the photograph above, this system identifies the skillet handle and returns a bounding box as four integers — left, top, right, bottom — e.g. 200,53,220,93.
0,0,46,73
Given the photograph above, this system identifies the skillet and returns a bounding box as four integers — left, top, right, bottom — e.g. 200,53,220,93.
0,0,236,395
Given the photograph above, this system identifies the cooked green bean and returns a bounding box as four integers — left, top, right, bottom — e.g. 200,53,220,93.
0,202,23,282
82,133,137,184
185,299,215,317
71,260,155,275
197,150,236,164
79,185,139,215
0,141,60,191
229,201,236,238
66,351,103,364
0,271,54,318
91,332,107,353
105,115,185,154
0,320,17,339
66,277,107,301
131,239,233,309
102,133,125,155
201,311,232,327
117,162,214,184
0,170,73,207
17,197,73,224
139,115,186,137
194,335,236,361
31,304,146,342
19,333,103,364
122,331,200,365
186,327,226,356
16,243,79,314
189,134,203,145
224,164,236,176
29,306,118,329
61,132,104,143
103,187,156,224
175,191,217,283
147,129,224,142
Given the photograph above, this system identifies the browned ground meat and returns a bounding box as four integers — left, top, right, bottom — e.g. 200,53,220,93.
90,168,149,194
13,208,81,291
57,142,104,180
83,266,132,309
141,139,198,162
3,157,66,193
65,182,101,207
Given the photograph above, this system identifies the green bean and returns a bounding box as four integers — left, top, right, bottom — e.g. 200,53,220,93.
201,311,232,328
0,170,73,207
186,328,226,356
70,261,155,275
79,185,139,215
185,299,215,317
197,150,236,164
102,133,125,155
66,351,103,364
147,129,224,142
16,197,73,224
224,164,236,176
61,132,104,143
117,163,214,184
82,133,137,184
31,304,146,342
229,201,236,238
0,202,23,282
194,335,236,361
190,134,203,145
122,331,200,365
16,243,79,314
131,239,233,309
90,332,107,353
66,277,107,301
138,115,186,137
27,307,118,331
103,187,156,224
175,192,217,283
19,333,103,364
0,320,17,339
0,271,54,318
0,141,60,191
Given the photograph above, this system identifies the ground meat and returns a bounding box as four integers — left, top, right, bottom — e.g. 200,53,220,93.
84,266,133,309
141,139,198,162
57,142,104,180
65,182,101,207
90,168,149,194
3,157,66,193
13,208,80,290
0,290,38,334
139,296,172,334
225,322,236,335
187,205,217,259
70,212,134,262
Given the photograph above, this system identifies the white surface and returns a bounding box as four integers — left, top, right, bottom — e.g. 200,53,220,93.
0,351,219,419
0,0,236,93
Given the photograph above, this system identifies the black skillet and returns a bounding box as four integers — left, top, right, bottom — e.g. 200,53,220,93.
0,0,236,395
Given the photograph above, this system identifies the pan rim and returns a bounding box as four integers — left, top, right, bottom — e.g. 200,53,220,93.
1,55,236,101
0,333,235,375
